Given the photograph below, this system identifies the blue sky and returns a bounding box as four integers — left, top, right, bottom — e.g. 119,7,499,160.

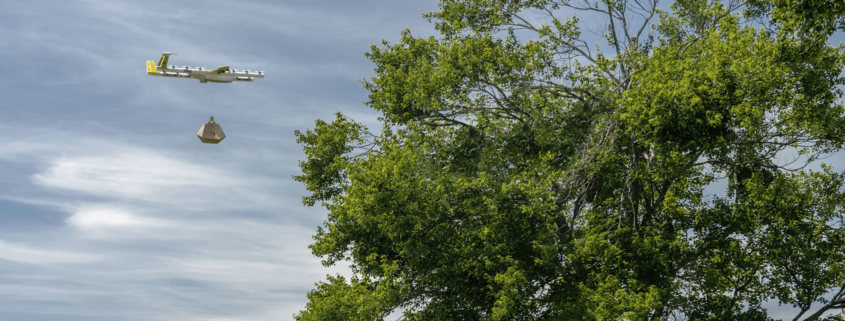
0,1,438,320
2,1,844,320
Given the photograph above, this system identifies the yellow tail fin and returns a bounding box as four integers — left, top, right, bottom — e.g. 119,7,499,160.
156,52,173,68
146,61,157,74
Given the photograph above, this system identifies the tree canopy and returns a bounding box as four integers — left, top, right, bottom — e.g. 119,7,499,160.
294,0,845,319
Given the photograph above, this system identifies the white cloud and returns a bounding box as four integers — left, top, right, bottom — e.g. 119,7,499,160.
31,147,260,210
66,205,165,229
0,240,103,265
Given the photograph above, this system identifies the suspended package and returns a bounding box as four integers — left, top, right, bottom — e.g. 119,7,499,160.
197,116,226,144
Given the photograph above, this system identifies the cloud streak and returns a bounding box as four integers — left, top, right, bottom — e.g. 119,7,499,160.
33,147,245,207
0,241,103,265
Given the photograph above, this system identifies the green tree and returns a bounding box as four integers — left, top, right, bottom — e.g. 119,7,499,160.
294,0,845,319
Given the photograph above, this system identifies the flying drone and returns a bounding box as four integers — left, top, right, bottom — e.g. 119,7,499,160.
146,52,265,144
146,52,264,83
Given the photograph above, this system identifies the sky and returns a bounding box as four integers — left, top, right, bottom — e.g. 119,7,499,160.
1,1,844,320
0,1,439,320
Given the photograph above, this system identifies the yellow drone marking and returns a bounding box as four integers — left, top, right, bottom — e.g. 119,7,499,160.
146,61,157,74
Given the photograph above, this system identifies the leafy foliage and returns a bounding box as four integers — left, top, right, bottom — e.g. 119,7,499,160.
294,0,845,319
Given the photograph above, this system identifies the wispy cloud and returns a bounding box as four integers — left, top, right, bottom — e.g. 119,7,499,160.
0,241,103,265
33,148,244,207
0,123,348,320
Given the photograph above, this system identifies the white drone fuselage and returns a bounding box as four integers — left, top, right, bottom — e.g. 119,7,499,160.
156,65,264,83
146,53,264,83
